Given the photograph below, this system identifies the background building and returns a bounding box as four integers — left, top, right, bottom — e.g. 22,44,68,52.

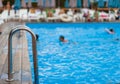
1,0,120,8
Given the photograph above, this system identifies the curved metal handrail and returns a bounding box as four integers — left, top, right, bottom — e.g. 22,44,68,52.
6,25,39,84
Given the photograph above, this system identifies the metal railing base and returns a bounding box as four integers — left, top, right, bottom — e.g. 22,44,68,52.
7,25,39,84
6,79,14,82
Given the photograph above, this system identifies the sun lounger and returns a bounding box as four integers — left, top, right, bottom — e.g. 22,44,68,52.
13,10,20,20
67,9,74,16
81,8,89,14
109,15,115,21
19,9,28,21
28,9,40,22
0,19,4,25
46,8,61,22
1,10,9,21
8,10,15,20
39,11,47,21
54,8,60,17
89,9,95,20
99,11,109,21
73,13,85,22
99,12,115,22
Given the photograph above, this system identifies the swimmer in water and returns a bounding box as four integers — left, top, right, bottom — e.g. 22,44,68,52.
59,35,68,43
36,34,39,41
105,28,119,41
105,28,115,34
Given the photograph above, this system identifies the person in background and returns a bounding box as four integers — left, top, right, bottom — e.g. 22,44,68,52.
6,1,11,15
59,35,68,43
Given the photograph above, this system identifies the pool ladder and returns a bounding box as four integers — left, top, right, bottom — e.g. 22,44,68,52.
6,25,39,84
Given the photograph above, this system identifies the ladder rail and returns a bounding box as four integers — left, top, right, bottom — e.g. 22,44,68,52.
6,25,39,84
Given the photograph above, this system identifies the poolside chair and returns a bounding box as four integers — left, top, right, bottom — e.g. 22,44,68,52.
19,9,28,21
73,14,79,22
116,9,120,19
67,9,74,16
0,10,9,22
109,14,115,21
89,9,95,21
0,19,4,25
28,8,40,22
46,8,62,22
14,10,20,20
72,9,85,22
73,13,85,22
47,8,61,22
108,10,116,21
47,13,61,22
39,11,47,21
63,9,74,22
98,11,109,22
8,10,15,20
81,8,91,22
53,8,60,17
81,8,89,15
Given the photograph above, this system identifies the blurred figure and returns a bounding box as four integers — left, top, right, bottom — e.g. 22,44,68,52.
105,28,119,41
105,28,115,34
6,1,11,15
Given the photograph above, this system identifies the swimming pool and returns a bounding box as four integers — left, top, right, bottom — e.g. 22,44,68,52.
26,23,120,84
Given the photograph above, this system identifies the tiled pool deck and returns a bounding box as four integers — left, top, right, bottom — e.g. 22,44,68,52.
0,22,32,84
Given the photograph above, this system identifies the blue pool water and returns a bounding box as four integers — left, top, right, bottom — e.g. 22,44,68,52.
26,23,120,84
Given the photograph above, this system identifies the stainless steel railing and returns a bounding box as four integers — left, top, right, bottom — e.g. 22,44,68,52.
6,25,39,84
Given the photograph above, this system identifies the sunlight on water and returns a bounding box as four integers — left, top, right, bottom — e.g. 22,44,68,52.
27,23,120,84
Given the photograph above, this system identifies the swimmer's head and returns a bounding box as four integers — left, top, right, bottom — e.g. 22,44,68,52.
36,34,39,41
109,29,114,32
115,38,119,41
59,35,65,42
